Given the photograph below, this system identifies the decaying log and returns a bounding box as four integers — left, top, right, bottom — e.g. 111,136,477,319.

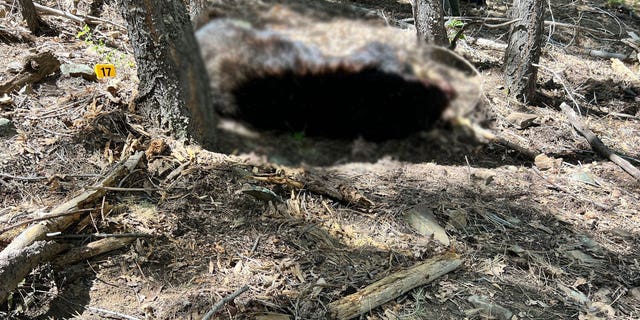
253,168,375,208
0,51,60,94
0,241,69,304
559,102,640,181
0,152,144,304
300,169,375,208
52,237,137,267
327,252,463,319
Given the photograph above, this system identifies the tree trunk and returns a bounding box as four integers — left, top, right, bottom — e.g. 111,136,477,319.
413,0,449,46
118,0,216,148
503,0,544,103
17,0,41,33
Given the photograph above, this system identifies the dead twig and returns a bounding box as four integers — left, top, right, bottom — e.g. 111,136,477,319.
558,102,640,182
202,285,250,320
85,186,159,192
85,306,141,320
48,232,153,239
27,1,126,30
461,118,538,160
449,19,521,50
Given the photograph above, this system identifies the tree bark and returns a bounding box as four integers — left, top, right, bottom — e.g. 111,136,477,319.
503,0,544,103
118,0,216,148
413,0,449,46
189,0,207,21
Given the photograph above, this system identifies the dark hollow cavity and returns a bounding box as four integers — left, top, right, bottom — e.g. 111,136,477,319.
231,68,451,141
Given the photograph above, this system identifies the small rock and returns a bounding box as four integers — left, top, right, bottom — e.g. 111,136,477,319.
558,283,588,305
534,153,562,170
240,184,284,204
565,250,602,266
60,63,97,81
0,117,16,137
447,209,467,230
630,287,640,301
404,204,450,246
506,112,538,129
571,170,599,186
0,94,12,105
467,295,513,320
7,61,22,73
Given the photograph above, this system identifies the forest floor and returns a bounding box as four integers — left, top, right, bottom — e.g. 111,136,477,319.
1,0,640,319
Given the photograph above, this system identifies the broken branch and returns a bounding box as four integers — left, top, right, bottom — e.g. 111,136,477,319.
327,252,463,319
559,102,640,181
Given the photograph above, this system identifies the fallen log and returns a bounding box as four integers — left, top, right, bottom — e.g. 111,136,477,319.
0,151,144,305
0,51,60,94
327,252,463,319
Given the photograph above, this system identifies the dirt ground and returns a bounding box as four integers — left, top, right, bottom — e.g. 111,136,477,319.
1,0,640,319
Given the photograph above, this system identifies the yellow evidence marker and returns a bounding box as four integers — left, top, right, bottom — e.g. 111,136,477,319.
94,63,116,79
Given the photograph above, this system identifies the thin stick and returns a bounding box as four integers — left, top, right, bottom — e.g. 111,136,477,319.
558,102,640,181
0,173,46,181
202,285,250,320
461,119,538,160
534,64,581,112
86,306,141,320
48,232,154,239
0,209,96,235
33,2,126,29
85,186,159,192
248,235,261,257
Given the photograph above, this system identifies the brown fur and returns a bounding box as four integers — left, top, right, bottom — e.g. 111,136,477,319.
195,0,480,140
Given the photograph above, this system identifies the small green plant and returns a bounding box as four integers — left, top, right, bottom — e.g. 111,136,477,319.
292,131,305,142
446,18,466,42
606,0,624,7
399,288,430,319
76,25,131,68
